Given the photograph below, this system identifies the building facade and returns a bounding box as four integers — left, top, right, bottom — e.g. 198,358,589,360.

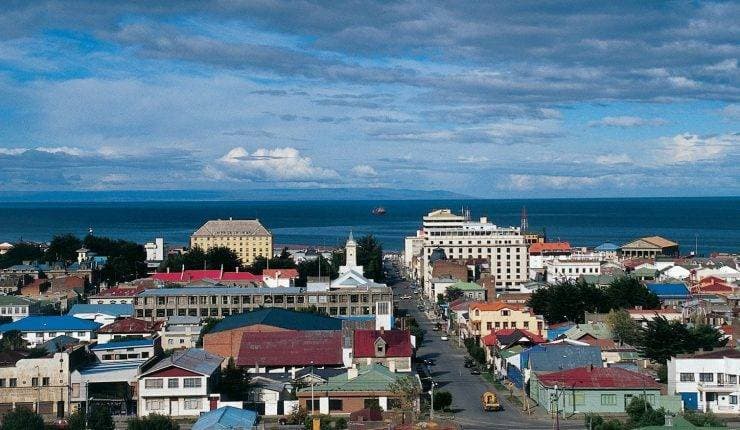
190,219,273,265
0,296,39,321
667,349,740,413
468,302,547,339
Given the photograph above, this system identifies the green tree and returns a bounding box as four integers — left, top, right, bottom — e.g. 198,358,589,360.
45,233,83,263
296,255,338,287
689,324,728,352
445,287,464,303
388,376,421,417
0,408,44,430
636,317,728,364
626,397,665,428
248,248,297,274
0,330,26,352
357,235,384,281
0,243,44,269
84,235,146,283
87,404,114,430
605,309,640,345
205,246,242,272
127,414,179,430
68,409,85,430
683,410,725,427
606,277,660,310
433,391,453,411
219,357,251,401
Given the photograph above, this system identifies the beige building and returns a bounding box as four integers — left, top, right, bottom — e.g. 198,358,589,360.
467,301,547,339
190,218,273,265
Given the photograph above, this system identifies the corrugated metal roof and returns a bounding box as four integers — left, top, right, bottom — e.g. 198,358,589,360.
139,287,305,297
90,339,154,350
646,282,690,298
298,364,414,393
0,315,101,332
537,366,661,390
528,344,602,372
236,330,343,366
354,330,413,358
211,308,343,334
68,304,134,317
192,406,258,430
141,348,223,377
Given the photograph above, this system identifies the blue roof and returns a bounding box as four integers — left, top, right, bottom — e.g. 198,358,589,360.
528,344,603,372
595,243,619,251
68,304,133,317
90,339,154,350
546,323,576,341
646,283,690,299
78,360,146,375
193,406,258,430
210,308,343,334
0,316,101,333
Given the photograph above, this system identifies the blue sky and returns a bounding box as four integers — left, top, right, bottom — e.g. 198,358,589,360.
0,1,737,198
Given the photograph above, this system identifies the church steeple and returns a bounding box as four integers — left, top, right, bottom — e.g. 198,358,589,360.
346,230,358,268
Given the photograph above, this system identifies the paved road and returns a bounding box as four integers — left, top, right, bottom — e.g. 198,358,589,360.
393,281,583,430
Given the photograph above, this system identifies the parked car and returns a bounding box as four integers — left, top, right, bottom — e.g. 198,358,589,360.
440,335,449,341
464,358,474,368
400,295,412,300
470,368,482,375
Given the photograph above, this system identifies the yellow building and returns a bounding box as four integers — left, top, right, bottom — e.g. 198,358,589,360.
468,301,547,338
190,218,273,265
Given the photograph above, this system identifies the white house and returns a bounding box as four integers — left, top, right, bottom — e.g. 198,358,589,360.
262,269,299,288
0,296,39,321
667,349,740,413
544,257,601,283
67,304,134,326
160,316,202,351
661,265,692,281
138,348,224,417
0,316,101,347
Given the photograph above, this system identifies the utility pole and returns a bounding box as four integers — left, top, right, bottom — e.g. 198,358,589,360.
429,381,435,421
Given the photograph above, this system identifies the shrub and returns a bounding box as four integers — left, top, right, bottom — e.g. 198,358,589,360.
0,408,44,430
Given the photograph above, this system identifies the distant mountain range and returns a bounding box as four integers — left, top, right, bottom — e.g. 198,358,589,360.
0,187,469,202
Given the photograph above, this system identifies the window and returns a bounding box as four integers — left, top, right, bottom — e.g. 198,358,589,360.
168,378,179,388
9,378,16,387
364,398,380,409
728,374,737,384
700,373,714,382
42,377,49,386
0,379,4,388
184,378,202,388
145,379,163,389
145,399,163,410
601,394,617,406
306,400,319,411
731,395,738,405
680,373,695,382
573,392,585,406
31,377,39,387
184,399,202,410
329,399,343,411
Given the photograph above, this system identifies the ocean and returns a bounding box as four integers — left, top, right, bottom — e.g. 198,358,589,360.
0,197,738,255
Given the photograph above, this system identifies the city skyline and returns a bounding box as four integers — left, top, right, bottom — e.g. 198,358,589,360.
0,2,738,197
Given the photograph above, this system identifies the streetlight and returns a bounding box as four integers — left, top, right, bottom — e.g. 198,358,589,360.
310,361,315,417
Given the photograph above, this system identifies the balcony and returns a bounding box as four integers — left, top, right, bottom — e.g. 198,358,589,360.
697,381,740,392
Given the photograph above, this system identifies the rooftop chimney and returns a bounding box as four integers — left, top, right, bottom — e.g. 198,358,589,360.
347,365,359,380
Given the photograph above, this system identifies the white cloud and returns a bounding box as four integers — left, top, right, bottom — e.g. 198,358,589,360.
501,174,601,191
351,164,378,177
656,133,737,164
668,76,699,89
705,59,737,73
719,104,740,120
589,116,667,128
458,156,489,164
217,147,338,182
595,153,633,165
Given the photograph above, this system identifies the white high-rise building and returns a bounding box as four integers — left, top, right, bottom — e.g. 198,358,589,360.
418,209,529,296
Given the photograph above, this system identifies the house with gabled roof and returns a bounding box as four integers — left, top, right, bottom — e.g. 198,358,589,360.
468,301,547,339
96,317,163,344
621,236,679,259
352,329,413,372
67,303,133,326
138,348,224,417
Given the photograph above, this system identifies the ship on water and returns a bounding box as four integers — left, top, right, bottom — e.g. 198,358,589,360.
371,206,387,216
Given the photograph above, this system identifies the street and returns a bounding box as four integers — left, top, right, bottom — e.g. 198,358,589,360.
391,279,583,430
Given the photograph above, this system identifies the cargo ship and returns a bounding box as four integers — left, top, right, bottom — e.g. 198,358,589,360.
371,206,387,216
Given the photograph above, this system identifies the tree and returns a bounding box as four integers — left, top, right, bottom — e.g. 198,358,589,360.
0,242,44,269
433,391,452,411
248,248,297,274
296,255,339,287
357,235,384,281
84,235,146,283
219,357,251,401
205,246,242,272
636,316,728,364
127,414,180,430
87,404,115,430
0,408,44,430
625,397,665,428
689,324,728,352
606,277,660,310
0,330,26,352
388,376,421,417
68,409,85,430
605,309,640,345
683,410,725,427
46,233,83,263
445,287,464,303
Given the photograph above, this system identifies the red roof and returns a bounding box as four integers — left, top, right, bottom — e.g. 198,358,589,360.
236,330,343,366
151,270,260,282
483,329,546,347
146,367,201,378
262,269,299,279
91,286,148,298
537,366,661,390
97,317,162,334
529,242,571,254
353,330,413,358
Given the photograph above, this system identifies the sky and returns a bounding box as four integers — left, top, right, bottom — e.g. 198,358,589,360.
0,1,738,198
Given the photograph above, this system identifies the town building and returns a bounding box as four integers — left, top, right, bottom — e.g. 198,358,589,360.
0,344,87,420
352,329,413,372
621,236,680,259
532,366,665,415
144,237,165,273
544,257,601,283
89,284,149,305
646,282,691,306
594,243,620,261
296,364,416,415
192,406,258,430
528,242,571,280
160,316,202,350
134,285,393,321
447,281,487,301
67,303,134,326
150,270,261,286
96,317,163,344
138,348,224,417
0,316,101,347
190,218,273,265
468,301,547,339
524,344,604,392
262,269,299,288
0,296,39,321
236,330,344,372
419,209,529,295
667,349,740,413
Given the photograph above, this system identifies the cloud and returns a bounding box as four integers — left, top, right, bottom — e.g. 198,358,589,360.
458,156,489,164
719,104,740,120
596,154,633,165
588,116,668,128
351,164,378,177
655,133,738,164
217,147,338,182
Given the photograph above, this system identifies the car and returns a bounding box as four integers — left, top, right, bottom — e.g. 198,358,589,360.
400,295,412,300
470,368,482,375
440,335,449,341
424,359,436,366
464,359,474,368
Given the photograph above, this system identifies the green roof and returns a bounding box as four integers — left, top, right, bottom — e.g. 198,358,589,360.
499,345,524,359
449,282,485,291
632,268,658,277
580,274,616,285
299,364,413,393
0,296,35,306
564,323,612,340
635,416,725,430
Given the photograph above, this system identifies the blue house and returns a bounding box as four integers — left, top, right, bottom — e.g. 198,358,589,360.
0,315,101,347
192,406,258,430
646,283,690,305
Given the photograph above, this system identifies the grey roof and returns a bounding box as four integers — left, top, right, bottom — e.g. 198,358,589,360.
141,348,223,377
0,296,36,306
139,287,305,297
40,335,79,353
192,219,271,237
529,344,603,372
166,315,201,325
